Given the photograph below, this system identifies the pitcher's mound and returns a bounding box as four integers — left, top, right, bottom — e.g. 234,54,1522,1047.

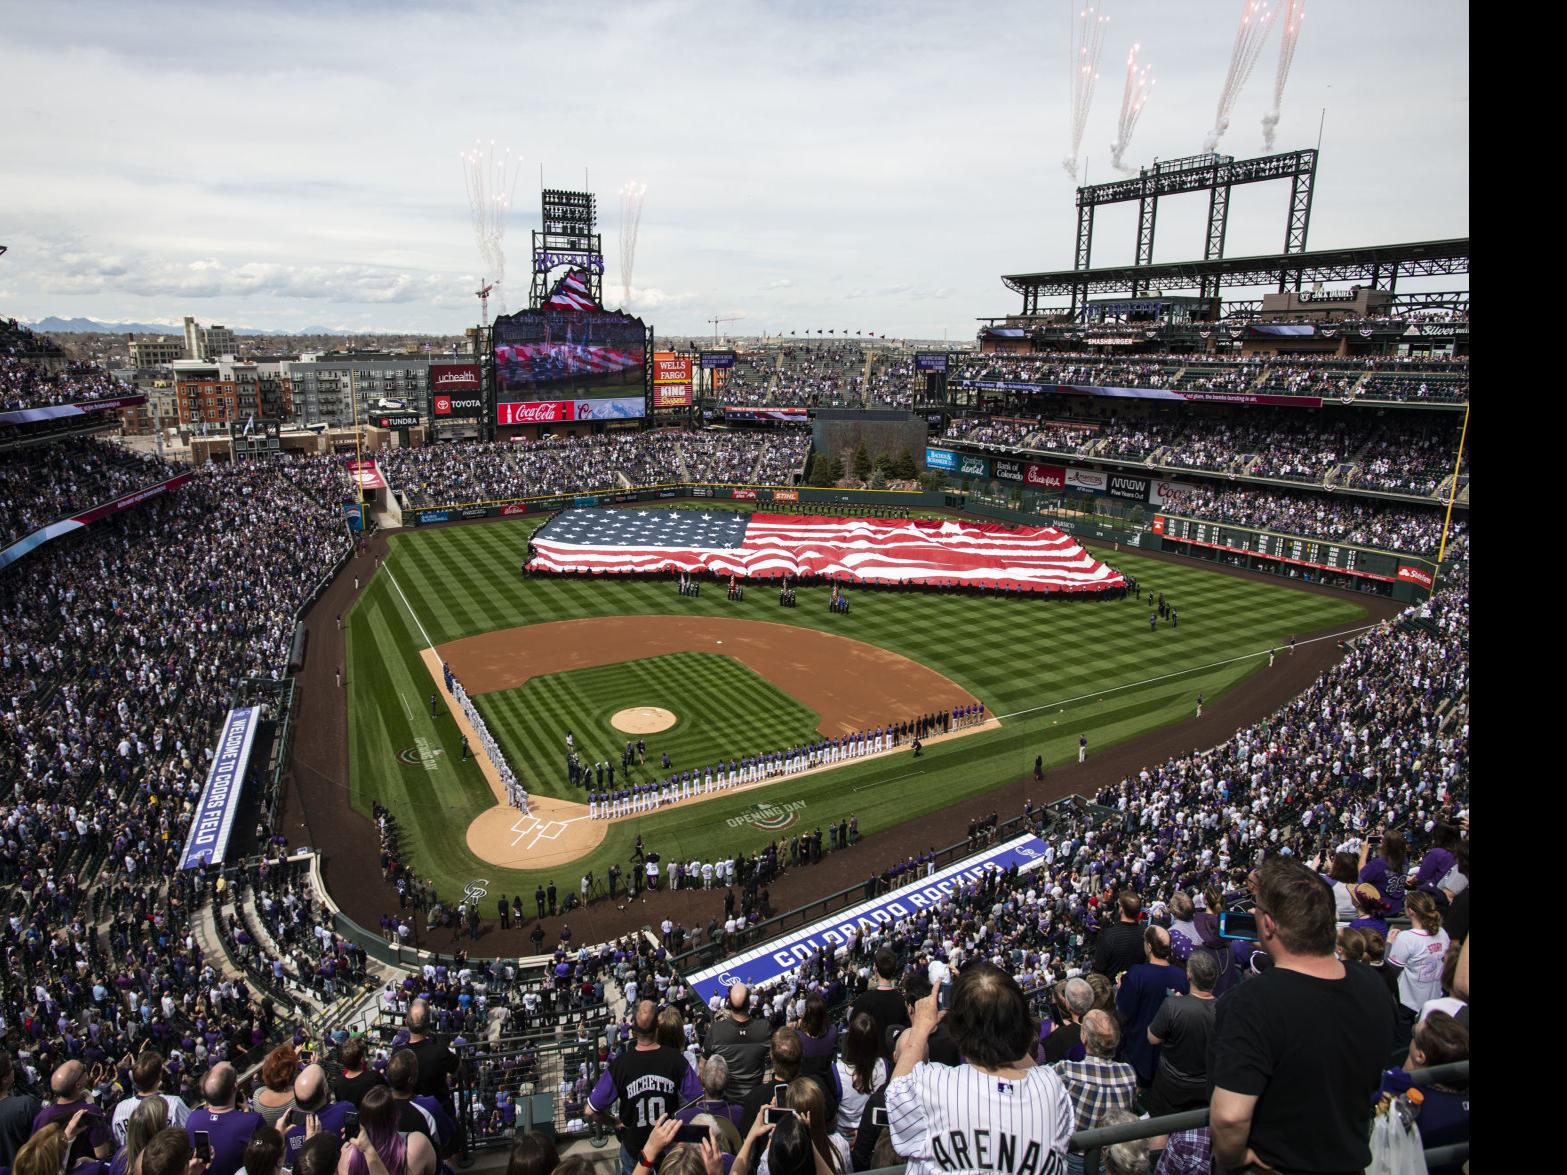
611,706,677,734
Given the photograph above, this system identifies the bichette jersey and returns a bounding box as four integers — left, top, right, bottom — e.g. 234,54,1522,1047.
886,1061,1074,1174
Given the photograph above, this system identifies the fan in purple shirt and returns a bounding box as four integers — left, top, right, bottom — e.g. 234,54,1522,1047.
185,1064,263,1175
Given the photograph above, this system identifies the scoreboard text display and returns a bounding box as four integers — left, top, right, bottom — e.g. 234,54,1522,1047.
1153,515,1405,581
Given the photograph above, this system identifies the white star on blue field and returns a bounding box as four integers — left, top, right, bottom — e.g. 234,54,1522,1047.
539,508,753,549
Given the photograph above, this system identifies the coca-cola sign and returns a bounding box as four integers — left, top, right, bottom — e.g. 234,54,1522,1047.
497,400,573,425
1025,462,1065,489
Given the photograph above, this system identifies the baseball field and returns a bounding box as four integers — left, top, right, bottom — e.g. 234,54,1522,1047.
346,511,1367,900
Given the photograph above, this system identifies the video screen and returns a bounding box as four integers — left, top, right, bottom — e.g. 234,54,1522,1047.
493,307,646,396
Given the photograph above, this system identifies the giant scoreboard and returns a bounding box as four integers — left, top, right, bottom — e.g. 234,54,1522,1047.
1151,514,1436,589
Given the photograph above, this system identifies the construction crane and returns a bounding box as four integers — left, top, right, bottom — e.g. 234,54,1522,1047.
475,282,496,330
707,315,743,347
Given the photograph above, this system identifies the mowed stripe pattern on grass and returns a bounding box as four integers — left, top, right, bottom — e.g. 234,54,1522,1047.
341,515,1366,898
473,652,822,801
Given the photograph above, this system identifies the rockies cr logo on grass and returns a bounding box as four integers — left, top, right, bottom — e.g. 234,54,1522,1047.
727,800,806,831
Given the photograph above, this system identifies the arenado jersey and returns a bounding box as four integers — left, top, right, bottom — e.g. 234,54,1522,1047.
886,1061,1074,1174
589,1044,700,1159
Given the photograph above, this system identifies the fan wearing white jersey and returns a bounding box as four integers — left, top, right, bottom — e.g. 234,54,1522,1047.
886,962,1074,1175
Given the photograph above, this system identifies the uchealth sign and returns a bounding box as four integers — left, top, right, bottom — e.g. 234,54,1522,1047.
685,833,1050,1003
431,365,483,418
1025,462,1065,490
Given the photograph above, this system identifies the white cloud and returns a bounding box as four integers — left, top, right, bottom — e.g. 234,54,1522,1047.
0,0,1469,337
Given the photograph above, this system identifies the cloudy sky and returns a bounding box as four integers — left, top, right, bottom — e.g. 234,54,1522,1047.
0,0,1468,338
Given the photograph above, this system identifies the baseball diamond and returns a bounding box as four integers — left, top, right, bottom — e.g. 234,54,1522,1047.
330,511,1369,915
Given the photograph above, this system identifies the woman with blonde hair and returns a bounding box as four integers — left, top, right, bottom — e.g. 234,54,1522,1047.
15,1116,98,1175
114,1095,170,1175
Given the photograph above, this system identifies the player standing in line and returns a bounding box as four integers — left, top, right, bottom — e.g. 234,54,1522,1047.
1079,734,1087,764
1196,693,1204,719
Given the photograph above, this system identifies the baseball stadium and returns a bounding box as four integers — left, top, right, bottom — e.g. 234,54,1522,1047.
1,6,1468,1175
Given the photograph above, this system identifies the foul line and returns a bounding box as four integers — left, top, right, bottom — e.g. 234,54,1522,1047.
853,770,925,794
384,564,438,654
995,622,1378,722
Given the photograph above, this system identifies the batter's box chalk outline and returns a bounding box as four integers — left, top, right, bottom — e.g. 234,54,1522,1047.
509,814,568,849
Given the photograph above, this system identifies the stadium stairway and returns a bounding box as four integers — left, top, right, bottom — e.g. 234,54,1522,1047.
239,889,325,1014
194,901,250,984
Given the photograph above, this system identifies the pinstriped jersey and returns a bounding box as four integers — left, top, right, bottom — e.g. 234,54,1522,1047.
886,1061,1075,1174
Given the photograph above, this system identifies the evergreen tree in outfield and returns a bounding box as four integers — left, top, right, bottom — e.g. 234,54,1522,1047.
893,449,919,479
852,440,873,482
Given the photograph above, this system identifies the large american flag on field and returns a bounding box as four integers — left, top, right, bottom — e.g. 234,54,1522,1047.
528,509,1125,593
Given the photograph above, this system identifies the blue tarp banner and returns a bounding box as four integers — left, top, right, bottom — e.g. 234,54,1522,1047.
180,707,262,870
685,833,1049,1003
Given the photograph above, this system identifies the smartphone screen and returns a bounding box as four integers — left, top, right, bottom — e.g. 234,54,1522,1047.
773,1083,790,1103
763,1106,795,1125
194,1131,212,1162
675,1123,710,1144
1218,911,1259,941
871,1107,889,1128
343,1112,360,1140
287,1109,305,1130
937,981,953,1011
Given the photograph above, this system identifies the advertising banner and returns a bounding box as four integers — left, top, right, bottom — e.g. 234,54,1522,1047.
732,489,759,500
950,380,1322,409
1147,479,1191,509
418,510,451,524
1397,564,1435,589
924,447,958,471
374,413,420,429
653,353,694,384
914,352,950,373
179,707,262,870
957,454,989,478
724,406,809,422
774,489,800,502
700,351,737,370
686,834,1050,1003
1106,473,1151,503
652,384,693,409
0,393,147,426
993,458,1024,482
498,400,573,425
1025,462,1065,490
1064,466,1108,494
501,503,529,516
459,506,490,519
575,396,645,420
346,459,386,491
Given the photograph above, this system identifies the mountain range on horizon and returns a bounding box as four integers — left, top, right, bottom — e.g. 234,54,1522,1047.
24,316,404,337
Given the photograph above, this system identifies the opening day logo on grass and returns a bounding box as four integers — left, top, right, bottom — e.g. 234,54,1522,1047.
728,800,806,831
397,739,445,771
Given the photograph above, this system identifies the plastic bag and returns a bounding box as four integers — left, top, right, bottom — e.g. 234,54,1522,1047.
1366,1095,1428,1175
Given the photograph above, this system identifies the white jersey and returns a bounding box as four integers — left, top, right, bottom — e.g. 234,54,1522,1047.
886,1062,1073,1175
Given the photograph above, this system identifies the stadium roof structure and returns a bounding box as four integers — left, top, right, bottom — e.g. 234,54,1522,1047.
1003,238,1471,316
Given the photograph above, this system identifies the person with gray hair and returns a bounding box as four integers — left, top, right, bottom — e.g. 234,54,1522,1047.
1097,1108,1150,1175
1145,949,1219,1116
404,1000,457,1115
1053,1010,1139,1172
674,1055,744,1138
1044,976,1095,1063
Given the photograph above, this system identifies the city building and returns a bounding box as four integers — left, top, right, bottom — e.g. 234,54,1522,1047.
182,316,237,360
128,336,187,369
171,357,294,426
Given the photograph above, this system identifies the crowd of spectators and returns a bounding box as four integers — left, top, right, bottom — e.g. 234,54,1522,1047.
1158,483,1463,555
2,320,130,409
647,557,1469,1172
0,437,180,546
951,351,1470,404
378,431,806,506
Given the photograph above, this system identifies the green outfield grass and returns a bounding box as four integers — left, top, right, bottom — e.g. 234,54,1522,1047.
472,652,822,801
346,514,1367,899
